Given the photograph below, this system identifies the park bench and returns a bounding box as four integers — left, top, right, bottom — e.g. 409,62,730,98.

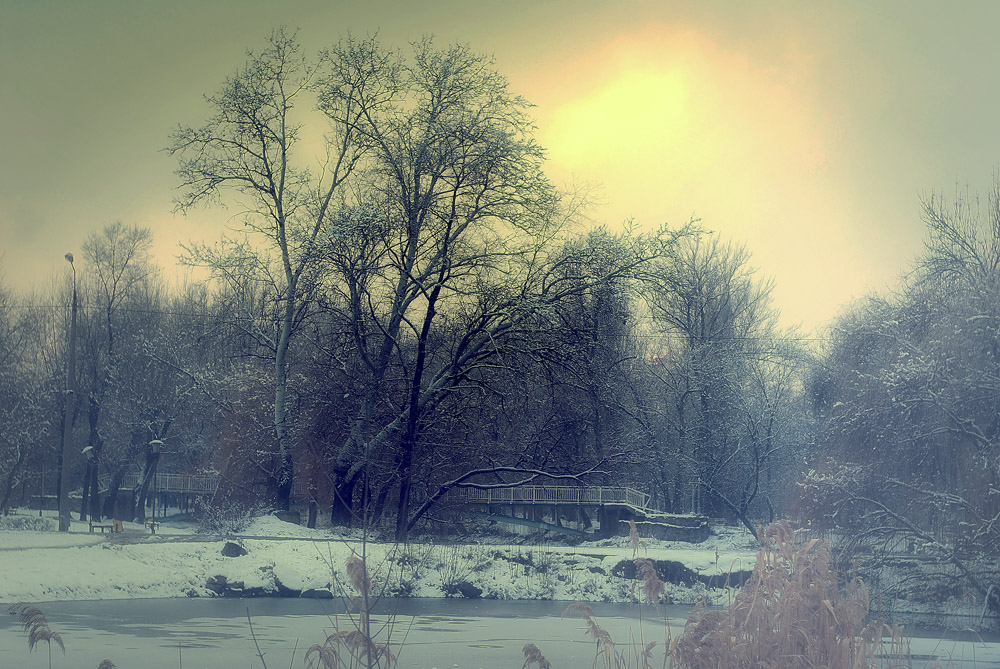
89,519,125,533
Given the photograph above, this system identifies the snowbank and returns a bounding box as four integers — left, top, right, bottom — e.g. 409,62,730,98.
0,514,758,606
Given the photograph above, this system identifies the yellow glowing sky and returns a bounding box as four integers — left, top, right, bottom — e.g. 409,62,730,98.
4,1,1000,333
523,22,850,329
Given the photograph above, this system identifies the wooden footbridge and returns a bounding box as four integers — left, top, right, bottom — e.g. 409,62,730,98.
116,473,220,495
109,473,310,499
459,485,650,509
96,475,681,539
454,485,658,537
105,476,651,512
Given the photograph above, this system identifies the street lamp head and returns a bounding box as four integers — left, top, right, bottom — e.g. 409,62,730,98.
64,253,74,264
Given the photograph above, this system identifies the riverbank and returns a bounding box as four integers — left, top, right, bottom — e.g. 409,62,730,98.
0,513,756,605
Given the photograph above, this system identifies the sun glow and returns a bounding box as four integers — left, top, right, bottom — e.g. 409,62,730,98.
523,24,851,330
547,67,690,167
538,26,829,189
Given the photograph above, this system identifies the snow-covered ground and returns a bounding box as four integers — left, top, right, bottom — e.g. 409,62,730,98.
0,512,757,605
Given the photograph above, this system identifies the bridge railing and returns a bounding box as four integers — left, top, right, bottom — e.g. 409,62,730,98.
99,476,652,510
117,473,220,495
462,486,651,509
103,473,309,498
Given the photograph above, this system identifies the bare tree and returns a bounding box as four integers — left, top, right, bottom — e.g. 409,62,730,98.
75,222,155,522
169,28,367,510
807,184,1000,624
311,35,562,536
644,234,801,536
0,279,49,513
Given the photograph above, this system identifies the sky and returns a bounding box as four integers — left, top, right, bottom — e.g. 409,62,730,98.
3,1,1000,333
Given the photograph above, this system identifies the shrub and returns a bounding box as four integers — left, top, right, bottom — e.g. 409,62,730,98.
0,515,57,531
195,497,270,535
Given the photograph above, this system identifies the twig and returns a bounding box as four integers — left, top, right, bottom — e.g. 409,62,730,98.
247,607,267,669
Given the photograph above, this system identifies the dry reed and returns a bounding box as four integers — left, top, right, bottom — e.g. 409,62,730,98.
346,555,371,596
563,601,620,667
522,641,552,668
632,557,669,607
305,629,396,669
8,601,65,669
670,520,911,669
305,555,397,668
628,520,648,557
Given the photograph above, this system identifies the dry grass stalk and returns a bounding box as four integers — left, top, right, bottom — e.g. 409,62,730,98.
522,642,552,668
306,555,397,668
628,520,648,557
305,630,397,669
563,602,618,667
8,602,65,653
633,557,670,607
346,555,372,596
558,525,670,669
640,640,657,666
8,602,65,669
561,601,667,669
671,520,911,669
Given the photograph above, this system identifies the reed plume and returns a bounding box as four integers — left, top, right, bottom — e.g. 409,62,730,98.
8,602,65,669
628,519,647,557
563,601,616,666
521,642,551,668
633,557,669,606
305,630,397,668
346,555,371,596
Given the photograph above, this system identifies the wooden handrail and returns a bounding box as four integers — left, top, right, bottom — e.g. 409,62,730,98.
459,486,652,510
95,475,653,511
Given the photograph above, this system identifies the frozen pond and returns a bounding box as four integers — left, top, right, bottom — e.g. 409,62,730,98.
1,597,998,668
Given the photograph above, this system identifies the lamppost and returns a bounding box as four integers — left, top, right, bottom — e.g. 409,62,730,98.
58,253,79,532
149,440,163,534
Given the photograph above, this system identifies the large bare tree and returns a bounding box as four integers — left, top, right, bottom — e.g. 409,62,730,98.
169,28,367,510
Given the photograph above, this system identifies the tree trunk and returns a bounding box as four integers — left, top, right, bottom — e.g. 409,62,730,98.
272,233,298,513
103,467,127,519
330,468,358,526
0,447,26,514
394,273,444,542
273,336,293,511
88,455,101,522
371,481,391,527
307,499,318,529
132,451,160,523
82,394,103,522
78,464,92,522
